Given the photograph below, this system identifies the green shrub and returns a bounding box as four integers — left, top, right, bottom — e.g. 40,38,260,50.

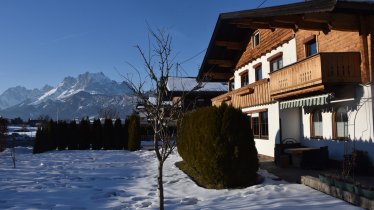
177,105,258,188
113,118,122,149
67,120,79,150
56,121,68,150
103,119,114,149
91,119,103,150
0,118,8,152
78,118,91,150
122,118,129,150
128,114,140,151
33,126,44,154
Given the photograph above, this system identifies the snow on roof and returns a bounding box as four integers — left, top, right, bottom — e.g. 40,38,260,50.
166,77,227,92
148,96,172,106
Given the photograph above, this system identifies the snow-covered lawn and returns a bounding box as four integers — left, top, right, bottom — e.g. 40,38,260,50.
0,147,361,210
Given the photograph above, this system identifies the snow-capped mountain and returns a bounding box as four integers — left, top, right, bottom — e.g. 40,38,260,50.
0,72,135,120
35,72,132,104
0,85,53,110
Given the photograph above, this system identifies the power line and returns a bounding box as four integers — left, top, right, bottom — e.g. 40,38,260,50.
180,48,207,64
257,0,268,8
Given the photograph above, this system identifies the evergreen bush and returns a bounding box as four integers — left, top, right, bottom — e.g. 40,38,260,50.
113,118,122,149
33,126,44,154
177,105,258,188
46,120,57,151
122,118,129,150
56,121,68,150
103,119,114,149
78,118,91,150
127,114,140,151
91,119,103,150
0,118,8,152
67,120,79,150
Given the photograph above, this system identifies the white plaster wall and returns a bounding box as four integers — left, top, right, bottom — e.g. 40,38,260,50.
232,38,297,157
301,85,374,163
242,103,280,157
234,38,297,89
279,107,302,142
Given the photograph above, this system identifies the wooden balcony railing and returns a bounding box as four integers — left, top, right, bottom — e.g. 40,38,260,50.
212,79,271,108
270,52,361,99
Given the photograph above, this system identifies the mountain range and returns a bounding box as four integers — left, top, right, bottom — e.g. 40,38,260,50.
0,72,136,120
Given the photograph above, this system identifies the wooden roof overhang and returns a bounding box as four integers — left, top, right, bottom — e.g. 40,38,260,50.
198,0,374,82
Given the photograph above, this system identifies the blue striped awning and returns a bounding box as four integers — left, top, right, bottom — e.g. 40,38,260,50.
279,94,333,109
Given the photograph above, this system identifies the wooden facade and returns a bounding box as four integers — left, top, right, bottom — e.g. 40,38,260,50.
270,52,361,99
199,0,373,108
212,79,271,108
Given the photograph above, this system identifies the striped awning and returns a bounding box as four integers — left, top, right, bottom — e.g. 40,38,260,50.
279,94,333,109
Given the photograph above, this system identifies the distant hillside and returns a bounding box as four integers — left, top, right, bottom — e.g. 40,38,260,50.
0,72,135,120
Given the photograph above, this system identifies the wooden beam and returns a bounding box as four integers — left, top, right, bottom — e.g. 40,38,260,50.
202,72,232,80
271,85,325,100
302,13,332,24
233,19,330,32
232,13,361,32
359,15,371,83
207,59,234,68
239,87,255,96
215,41,244,50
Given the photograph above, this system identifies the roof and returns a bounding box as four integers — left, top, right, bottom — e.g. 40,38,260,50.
198,0,374,81
166,77,227,92
220,0,337,19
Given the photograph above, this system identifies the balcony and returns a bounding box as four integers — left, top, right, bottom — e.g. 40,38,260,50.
270,52,361,99
212,79,271,108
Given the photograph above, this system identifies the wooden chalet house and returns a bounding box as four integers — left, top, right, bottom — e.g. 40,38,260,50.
198,0,374,163
165,76,227,110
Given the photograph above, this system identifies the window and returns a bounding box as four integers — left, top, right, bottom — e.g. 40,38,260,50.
250,111,268,139
333,107,349,140
305,38,317,57
255,65,262,81
311,110,323,138
228,77,234,91
253,31,260,48
270,56,283,72
240,71,249,87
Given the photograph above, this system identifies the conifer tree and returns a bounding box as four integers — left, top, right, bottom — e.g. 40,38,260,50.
0,118,8,152
78,118,91,150
68,120,79,150
46,120,57,151
113,118,122,149
127,114,140,151
91,119,103,150
33,127,43,154
103,118,114,150
56,121,69,150
122,118,130,150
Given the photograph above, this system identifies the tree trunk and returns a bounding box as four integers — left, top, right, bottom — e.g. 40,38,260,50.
158,161,164,210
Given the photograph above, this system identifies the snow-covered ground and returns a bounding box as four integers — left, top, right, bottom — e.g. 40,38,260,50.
0,147,361,210
7,126,37,138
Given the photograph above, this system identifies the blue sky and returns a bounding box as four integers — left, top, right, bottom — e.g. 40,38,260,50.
0,0,301,93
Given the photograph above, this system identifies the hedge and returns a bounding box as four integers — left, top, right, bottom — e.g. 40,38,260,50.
177,105,258,188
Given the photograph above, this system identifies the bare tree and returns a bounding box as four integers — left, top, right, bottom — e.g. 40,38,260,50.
124,27,201,210
98,106,119,119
